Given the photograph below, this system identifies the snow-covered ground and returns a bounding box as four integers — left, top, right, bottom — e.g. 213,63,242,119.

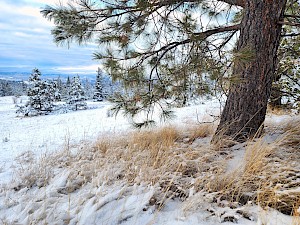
0,97,130,184
0,96,298,225
0,96,220,183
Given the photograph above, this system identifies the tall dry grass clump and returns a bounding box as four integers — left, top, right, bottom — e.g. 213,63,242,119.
204,116,300,215
257,117,300,215
280,117,300,149
292,200,300,225
185,124,215,142
216,117,300,215
205,139,275,204
127,126,180,168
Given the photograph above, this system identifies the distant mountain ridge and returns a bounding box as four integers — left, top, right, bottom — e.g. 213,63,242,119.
0,71,98,82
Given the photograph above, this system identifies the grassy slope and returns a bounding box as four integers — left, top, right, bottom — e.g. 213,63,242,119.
1,115,299,224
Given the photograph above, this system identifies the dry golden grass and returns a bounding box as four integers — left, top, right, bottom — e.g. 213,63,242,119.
204,115,300,216
13,151,54,190
126,126,180,168
210,120,242,149
205,139,274,203
130,126,180,148
267,104,291,115
84,125,216,202
93,139,110,155
185,124,215,142
243,141,275,175
12,117,300,220
292,200,300,225
280,117,300,149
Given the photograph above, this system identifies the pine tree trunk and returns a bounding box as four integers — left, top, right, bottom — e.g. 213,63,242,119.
213,1,287,142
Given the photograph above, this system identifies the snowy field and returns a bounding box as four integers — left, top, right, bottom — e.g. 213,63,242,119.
0,96,299,225
0,96,219,183
0,96,130,184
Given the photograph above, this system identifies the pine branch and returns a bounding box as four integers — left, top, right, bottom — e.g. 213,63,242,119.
218,0,245,7
129,24,240,73
278,21,300,27
284,73,300,87
193,24,240,39
284,14,300,19
150,24,240,56
217,30,238,49
281,33,300,37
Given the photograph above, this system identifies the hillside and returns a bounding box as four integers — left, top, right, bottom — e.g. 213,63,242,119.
0,96,299,225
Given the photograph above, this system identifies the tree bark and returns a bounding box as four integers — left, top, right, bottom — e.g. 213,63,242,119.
213,0,287,143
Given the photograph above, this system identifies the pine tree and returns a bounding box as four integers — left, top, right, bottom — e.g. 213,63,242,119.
0,81,12,96
67,75,87,110
83,77,93,99
39,79,56,112
61,75,72,100
26,68,43,113
42,0,300,141
93,68,104,102
17,68,55,116
54,76,63,101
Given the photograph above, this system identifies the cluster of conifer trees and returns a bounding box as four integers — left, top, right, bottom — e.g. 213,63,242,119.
16,68,106,116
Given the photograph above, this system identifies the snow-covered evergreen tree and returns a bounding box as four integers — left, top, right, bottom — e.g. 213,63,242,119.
83,78,93,100
17,68,55,116
93,68,104,102
54,76,63,101
39,79,56,112
0,81,13,96
67,75,87,110
61,76,71,100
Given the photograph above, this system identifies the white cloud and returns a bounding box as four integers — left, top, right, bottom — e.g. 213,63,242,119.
0,1,53,36
53,64,103,74
25,0,68,5
14,31,32,38
0,0,98,73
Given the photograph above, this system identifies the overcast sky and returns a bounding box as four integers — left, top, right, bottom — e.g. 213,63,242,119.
0,0,100,74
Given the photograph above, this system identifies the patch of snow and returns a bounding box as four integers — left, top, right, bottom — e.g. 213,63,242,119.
257,207,297,225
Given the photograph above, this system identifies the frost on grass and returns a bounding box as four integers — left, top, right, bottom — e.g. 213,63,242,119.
0,118,300,224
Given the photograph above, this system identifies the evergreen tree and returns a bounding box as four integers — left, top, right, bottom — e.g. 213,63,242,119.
42,0,300,142
17,68,55,116
66,76,71,88
83,77,93,99
48,79,61,101
60,76,72,100
39,79,56,112
54,76,63,101
0,81,12,96
67,75,87,110
93,68,104,102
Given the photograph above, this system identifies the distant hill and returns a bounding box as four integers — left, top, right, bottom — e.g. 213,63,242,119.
0,71,97,83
